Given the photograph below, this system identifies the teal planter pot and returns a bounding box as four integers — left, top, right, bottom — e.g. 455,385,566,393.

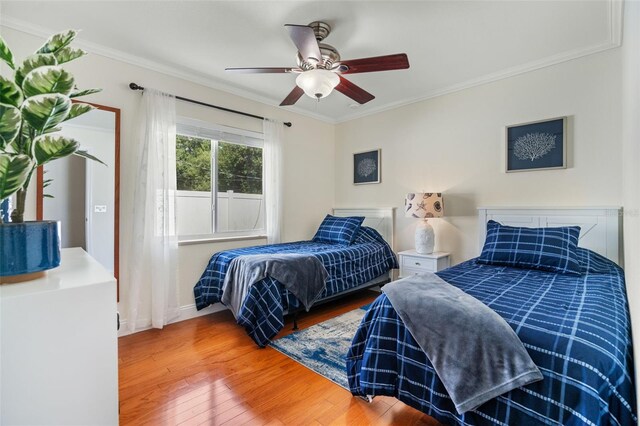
0,221,61,281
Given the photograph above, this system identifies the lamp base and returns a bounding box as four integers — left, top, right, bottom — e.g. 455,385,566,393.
415,220,435,254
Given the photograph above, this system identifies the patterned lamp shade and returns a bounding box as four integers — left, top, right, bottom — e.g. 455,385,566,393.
405,193,444,218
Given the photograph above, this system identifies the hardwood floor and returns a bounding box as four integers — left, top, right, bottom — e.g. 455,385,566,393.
118,290,440,425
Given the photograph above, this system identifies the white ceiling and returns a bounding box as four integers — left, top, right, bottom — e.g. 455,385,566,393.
0,1,621,123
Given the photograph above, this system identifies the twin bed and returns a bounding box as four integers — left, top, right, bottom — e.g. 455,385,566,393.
349,207,635,425
194,208,398,347
194,206,636,425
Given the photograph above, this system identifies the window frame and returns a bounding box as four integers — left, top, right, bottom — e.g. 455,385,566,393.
176,117,265,242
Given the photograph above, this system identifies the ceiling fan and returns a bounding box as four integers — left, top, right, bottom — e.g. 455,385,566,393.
225,21,410,106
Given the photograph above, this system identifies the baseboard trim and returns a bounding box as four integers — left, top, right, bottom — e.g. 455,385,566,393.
118,303,227,337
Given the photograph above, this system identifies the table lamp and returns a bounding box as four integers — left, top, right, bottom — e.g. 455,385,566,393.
405,192,444,254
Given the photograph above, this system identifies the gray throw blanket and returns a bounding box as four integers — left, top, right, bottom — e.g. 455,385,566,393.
221,254,328,320
382,273,543,414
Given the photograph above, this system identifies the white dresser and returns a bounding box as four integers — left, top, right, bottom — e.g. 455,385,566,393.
0,248,119,425
398,249,451,278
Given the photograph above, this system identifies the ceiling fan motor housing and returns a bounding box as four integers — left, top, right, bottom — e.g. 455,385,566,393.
297,43,341,70
319,43,341,68
309,21,331,41
295,21,341,70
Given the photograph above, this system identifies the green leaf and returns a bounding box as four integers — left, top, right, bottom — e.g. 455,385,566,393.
0,154,32,200
21,93,71,132
22,66,75,98
0,103,21,148
33,134,78,166
43,126,62,134
15,54,57,88
74,149,106,166
64,102,94,122
54,46,86,64
18,123,31,141
0,36,15,69
37,30,78,55
0,76,23,108
70,87,101,98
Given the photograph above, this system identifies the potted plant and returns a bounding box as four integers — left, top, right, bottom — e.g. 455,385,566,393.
0,30,102,283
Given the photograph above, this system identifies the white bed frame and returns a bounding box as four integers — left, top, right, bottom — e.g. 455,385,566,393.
333,207,396,250
478,206,622,265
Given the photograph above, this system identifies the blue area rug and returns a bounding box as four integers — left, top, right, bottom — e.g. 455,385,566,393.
269,305,369,390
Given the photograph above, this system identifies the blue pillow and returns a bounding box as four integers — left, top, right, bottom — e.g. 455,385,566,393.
477,220,582,275
312,215,365,245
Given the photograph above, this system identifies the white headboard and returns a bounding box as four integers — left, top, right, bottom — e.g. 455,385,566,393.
478,207,622,265
333,208,395,250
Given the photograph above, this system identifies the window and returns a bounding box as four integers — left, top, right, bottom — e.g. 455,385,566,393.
176,118,264,239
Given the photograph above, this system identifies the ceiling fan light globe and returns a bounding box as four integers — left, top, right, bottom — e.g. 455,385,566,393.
295,69,340,100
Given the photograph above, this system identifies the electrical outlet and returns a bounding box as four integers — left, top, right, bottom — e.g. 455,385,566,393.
94,205,107,213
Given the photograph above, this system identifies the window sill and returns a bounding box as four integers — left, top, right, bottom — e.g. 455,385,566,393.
178,234,268,246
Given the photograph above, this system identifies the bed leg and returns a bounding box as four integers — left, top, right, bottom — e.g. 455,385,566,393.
292,312,299,331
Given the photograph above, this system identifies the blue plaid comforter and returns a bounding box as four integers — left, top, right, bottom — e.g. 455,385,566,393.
347,248,636,425
194,227,397,347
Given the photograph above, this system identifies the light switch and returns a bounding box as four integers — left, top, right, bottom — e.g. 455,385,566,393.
94,205,107,213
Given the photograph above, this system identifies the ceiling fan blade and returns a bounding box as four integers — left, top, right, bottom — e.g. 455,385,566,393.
338,53,410,74
225,67,298,74
335,76,375,104
280,86,304,106
285,24,322,62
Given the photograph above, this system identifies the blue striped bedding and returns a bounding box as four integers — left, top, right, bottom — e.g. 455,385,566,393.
347,248,636,425
194,227,398,347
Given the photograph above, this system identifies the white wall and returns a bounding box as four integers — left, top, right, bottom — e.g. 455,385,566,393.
335,49,622,264
0,26,335,328
621,0,640,415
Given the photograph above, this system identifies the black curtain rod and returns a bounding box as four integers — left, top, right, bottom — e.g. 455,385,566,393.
129,83,292,128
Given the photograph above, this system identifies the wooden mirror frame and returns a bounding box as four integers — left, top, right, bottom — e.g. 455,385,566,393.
36,101,121,300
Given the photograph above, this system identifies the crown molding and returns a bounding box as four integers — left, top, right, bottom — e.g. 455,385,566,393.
1,0,623,126
0,15,336,125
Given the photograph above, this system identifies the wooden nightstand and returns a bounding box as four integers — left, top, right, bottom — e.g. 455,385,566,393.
398,250,451,278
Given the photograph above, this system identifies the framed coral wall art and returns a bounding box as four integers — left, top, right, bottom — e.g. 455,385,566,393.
506,117,567,172
353,149,381,184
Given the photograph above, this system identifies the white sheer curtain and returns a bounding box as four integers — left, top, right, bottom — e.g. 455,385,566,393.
128,88,179,332
263,119,284,244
